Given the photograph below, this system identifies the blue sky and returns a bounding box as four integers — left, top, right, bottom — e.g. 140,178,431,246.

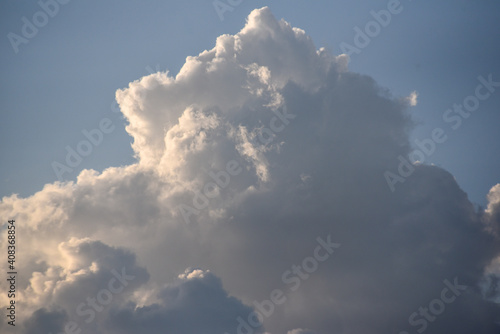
1,0,499,206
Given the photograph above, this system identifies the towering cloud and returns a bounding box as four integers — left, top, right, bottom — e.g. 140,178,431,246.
1,7,499,334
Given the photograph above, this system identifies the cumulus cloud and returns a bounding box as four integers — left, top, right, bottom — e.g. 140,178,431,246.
14,238,149,334
104,268,261,334
1,6,500,334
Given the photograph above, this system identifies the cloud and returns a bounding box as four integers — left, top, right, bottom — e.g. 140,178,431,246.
1,6,499,334
405,90,418,107
287,329,316,334
483,183,500,237
14,238,149,334
104,268,261,334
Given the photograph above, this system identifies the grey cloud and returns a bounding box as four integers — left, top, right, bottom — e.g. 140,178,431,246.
24,308,68,334
104,269,262,334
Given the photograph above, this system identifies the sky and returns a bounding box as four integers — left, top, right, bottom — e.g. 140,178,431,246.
1,1,500,334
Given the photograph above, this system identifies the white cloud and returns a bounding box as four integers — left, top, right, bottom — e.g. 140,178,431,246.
406,90,418,106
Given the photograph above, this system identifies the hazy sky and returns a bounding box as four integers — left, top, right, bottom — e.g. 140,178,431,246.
1,1,500,334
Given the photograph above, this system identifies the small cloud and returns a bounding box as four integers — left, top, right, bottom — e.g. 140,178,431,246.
287,329,317,334
405,90,418,106
178,268,208,280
